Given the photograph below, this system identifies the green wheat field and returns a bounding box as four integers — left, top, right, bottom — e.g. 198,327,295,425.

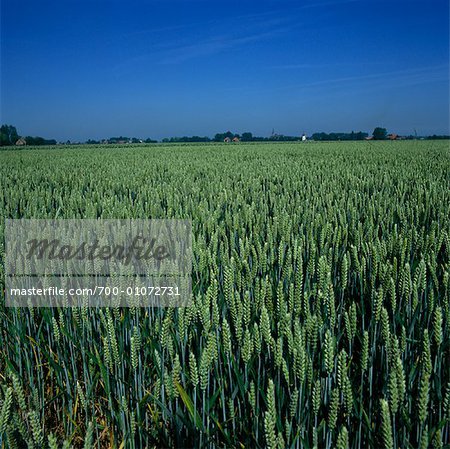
0,140,449,449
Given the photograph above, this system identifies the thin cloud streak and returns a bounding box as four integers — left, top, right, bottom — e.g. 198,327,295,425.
156,13,294,65
223,65,449,95
158,30,285,65
301,0,362,8
111,14,294,69
271,62,388,70
290,65,449,90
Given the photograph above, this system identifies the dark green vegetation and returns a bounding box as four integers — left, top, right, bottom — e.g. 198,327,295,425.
0,125,57,147
0,141,449,448
309,131,369,141
0,125,19,146
372,127,388,140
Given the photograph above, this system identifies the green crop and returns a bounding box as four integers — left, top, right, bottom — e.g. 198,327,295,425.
0,140,449,448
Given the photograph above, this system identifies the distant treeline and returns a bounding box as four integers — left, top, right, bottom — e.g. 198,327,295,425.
215,131,300,142
1,123,449,146
162,136,212,143
86,137,157,144
1,125,57,146
311,131,369,141
24,136,57,145
137,131,450,143
162,132,300,142
427,134,450,140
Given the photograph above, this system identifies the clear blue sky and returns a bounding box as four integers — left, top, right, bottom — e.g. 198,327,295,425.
1,0,449,141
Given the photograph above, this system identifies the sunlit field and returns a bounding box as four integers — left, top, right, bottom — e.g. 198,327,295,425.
0,140,449,448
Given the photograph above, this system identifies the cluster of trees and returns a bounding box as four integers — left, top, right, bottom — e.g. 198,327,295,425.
86,137,157,144
311,128,390,140
213,131,299,142
24,136,57,145
107,137,157,144
162,131,300,143
311,131,369,141
372,127,387,140
0,127,159,146
162,136,211,143
213,131,239,142
426,134,450,140
0,124,56,146
161,132,301,143
0,125,19,146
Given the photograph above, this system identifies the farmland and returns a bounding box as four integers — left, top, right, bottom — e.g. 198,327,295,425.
0,140,449,448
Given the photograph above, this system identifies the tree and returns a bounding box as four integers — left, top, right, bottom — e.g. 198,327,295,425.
241,132,253,142
356,131,369,140
311,131,368,141
372,127,387,140
24,136,56,146
0,124,19,146
214,131,234,142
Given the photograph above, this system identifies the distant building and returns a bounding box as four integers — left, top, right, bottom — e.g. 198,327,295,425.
232,136,240,142
365,136,374,140
224,137,231,143
15,137,27,146
387,133,398,140
301,133,307,142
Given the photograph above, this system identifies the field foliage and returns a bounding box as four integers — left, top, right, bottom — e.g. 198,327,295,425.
0,141,449,448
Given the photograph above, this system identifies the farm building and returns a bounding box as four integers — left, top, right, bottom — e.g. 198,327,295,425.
224,137,231,143
232,137,240,142
15,137,27,146
387,133,398,140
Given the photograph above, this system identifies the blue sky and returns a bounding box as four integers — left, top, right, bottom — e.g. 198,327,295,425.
1,0,449,140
